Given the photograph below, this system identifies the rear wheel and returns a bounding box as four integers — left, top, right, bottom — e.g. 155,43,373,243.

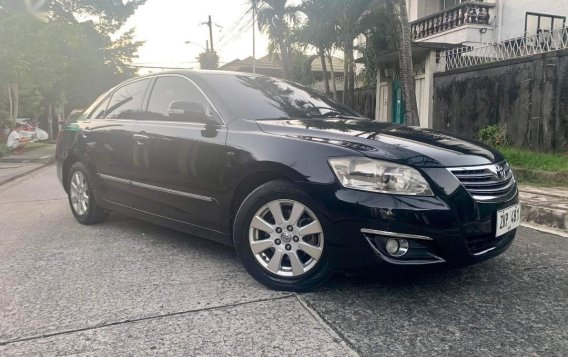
67,162,108,225
234,181,332,291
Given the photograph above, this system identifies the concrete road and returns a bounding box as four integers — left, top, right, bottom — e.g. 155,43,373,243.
1,166,566,356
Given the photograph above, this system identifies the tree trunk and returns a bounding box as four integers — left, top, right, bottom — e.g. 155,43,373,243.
348,42,355,107
7,86,14,127
328,53,338,101
12,83,19,127
388,0,420,126
319,46,330,96
342,46,349,105
344,40,355,108
280,39,290,79
48,103,53,139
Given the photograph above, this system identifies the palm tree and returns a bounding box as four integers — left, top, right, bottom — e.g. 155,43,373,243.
387,0,419,126
368,0,419,126
256,0,300,79
295,0,337,96
329,0,373,106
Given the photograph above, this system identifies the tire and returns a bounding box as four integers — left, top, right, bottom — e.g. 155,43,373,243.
67,162,108,225
234,180,332,291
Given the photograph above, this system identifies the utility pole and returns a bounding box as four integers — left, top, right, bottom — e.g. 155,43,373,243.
204,15,214,51
200,15,222,52
252,0,257,74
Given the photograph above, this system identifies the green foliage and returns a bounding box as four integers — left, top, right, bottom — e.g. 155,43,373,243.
198,50,220,70
0,144,9,158
500,147,568,173
357,9,397,86
257,0,301,78
0,0,146,127
287,52,316,85
478,125,511,148
295,0,337,52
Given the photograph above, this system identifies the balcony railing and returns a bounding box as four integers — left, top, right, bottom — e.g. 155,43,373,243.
436,26,568,72
411,1,496,40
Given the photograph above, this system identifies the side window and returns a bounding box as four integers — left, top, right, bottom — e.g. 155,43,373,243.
146,76,211,122
105,79,150,120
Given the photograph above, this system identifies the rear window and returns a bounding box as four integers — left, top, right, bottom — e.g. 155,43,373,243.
104,79,150,120
66,110,86,124
202,74,361,121
83,88,113,119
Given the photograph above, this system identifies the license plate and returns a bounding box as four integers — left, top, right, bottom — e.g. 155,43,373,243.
496,204,521,237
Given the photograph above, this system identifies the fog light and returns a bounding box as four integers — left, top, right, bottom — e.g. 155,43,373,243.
385,238,409,257
386,239,399,255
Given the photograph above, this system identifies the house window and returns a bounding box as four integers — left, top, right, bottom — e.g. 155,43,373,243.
439,0,460,10
525,12,566,36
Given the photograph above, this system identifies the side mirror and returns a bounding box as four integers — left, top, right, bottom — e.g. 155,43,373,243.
167,101,208,122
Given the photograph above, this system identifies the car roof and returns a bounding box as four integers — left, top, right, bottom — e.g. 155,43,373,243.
131,69,268,83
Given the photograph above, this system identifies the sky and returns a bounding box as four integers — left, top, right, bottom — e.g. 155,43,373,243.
125,0,271,70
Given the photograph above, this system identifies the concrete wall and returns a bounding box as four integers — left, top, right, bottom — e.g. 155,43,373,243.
433,50,568,152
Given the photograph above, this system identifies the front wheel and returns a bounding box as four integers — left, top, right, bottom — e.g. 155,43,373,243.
234,181,332,291
67,162,108,225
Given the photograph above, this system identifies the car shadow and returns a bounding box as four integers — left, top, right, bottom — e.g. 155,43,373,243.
103,212,504,293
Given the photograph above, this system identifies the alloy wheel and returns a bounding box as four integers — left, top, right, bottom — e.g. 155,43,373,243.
70,171,89,216
249,199,324,277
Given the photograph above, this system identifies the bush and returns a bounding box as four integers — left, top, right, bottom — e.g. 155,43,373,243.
478,125,510,148
0,145,9,159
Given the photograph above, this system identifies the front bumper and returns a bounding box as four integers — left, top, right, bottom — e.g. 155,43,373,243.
299,168,519,272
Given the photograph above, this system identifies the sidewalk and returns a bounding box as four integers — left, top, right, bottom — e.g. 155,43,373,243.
519,185,568,234
0,144,56,186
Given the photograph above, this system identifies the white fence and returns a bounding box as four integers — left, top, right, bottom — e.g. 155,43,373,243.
437,27,568,72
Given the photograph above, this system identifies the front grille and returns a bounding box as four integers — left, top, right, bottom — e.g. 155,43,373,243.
449,162,516,200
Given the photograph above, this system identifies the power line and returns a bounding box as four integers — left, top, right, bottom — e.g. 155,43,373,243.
218,14,253,51
218,7,252,44
218,7,255,51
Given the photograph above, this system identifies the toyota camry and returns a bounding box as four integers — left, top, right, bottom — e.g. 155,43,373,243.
56,71,520,291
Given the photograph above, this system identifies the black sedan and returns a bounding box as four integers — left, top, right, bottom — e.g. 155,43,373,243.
56,71,520,291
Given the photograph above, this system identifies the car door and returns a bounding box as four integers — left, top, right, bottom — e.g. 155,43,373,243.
80,78,151,207
130,75,228,232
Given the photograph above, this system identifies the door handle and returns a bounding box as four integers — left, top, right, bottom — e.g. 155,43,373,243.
133,133,150,145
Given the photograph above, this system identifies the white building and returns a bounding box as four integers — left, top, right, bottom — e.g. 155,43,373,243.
375,0,568,126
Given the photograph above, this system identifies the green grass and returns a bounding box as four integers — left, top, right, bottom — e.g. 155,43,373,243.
0,141,53,158
24,142,53,151
0,144,8,158
499,147,568,172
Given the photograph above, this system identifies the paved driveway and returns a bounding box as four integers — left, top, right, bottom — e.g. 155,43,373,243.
1,166,566,356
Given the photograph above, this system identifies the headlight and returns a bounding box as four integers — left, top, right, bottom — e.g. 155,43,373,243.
328,157,433,196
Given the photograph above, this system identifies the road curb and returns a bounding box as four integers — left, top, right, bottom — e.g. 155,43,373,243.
0,157,55,187
513,168,568,186
521,222,568,238
520,201,567,232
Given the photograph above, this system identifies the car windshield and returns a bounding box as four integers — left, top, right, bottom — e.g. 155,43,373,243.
203,74,364,121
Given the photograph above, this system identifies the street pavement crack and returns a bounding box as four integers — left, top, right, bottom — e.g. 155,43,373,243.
0,198,67,205
295,294,361,357
0,294,294,347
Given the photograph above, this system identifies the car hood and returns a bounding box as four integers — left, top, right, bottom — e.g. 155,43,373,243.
256,118,505,168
